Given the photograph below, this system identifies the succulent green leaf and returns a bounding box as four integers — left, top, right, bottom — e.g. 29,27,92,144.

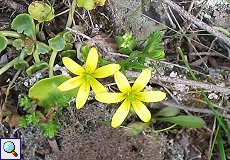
12,39,24,50
158,115,206,128
26,62,49,75
11,13,35,36
28,75,78,111
28,1,55,22
39,119,60,138
155,107,180,117
0,35,8,52
77,0,95,10
63,32,74,43
36,42,51,54
124,122,150,136
48,35,66,51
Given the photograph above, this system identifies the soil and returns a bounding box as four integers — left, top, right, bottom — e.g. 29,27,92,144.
0,0,230,160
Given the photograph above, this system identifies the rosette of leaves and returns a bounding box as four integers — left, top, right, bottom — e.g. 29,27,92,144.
115,33,137,55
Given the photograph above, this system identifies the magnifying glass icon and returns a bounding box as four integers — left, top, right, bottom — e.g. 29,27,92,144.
3,141,18,157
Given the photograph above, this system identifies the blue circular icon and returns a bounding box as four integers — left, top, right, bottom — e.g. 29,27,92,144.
3,141,15,153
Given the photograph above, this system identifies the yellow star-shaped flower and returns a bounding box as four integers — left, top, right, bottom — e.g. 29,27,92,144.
58,47,121,109
96,69,166,128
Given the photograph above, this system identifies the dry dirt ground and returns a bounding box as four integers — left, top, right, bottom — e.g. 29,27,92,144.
0,0,230,159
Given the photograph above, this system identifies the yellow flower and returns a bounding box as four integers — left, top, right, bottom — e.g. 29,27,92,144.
58,47,121,109
95,69,166,128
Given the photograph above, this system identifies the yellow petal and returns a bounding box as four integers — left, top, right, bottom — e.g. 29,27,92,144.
93,64,121,78
90,78,107,94
114,71,131,93
131,99,151,122
85,47,98,73
75,82,90,109
111,99,130,128
136,91,166,102
62,57,85,75
132,68,151,92
58,76,85,91
95,93,126,103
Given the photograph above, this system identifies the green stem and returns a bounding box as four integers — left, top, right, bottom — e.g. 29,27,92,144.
151,124,177,133
0,31,25,39
66,0,77,28
33,50,41,64
49,50,58,77
178,47,230,143
0,57,19,76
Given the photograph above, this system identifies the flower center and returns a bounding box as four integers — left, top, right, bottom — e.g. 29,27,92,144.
84,73,93,82
126,92,136,101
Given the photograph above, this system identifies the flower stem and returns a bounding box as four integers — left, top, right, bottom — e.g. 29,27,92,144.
66,0,77,28
0,56,19,76
48,50,58,77
0,31,25,39
178,47,230,143
33,50,41,64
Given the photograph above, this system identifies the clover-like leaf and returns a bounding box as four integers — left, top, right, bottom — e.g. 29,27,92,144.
28,1,55,22
29,75,78,111
36,42,51,54
11,13,35,36
12,39,24,50
48,35,66,51
77,0,106,10
0,35,8,52
63,32,74,43
158,115,206,128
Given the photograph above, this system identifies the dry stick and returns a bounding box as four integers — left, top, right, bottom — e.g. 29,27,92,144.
161,100,230,119
127,71,230,94
160,0,230,47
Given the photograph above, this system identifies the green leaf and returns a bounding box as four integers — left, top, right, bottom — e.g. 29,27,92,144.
48,35,66,51
155,106,180,117
0,35,8,52
124,122,150,136
28,75,78,111
28,1,54,22
36,42,51,54
18,117,28,127
158,115,206,128
148,49,165,60
14,60,29,70
12,39,24,50
25,112,41,126
11,13,35,36
63,32,74,43
26,62,49,75
39,119,60,138
61,50,76,59
77,0,107,10
19,95,36,111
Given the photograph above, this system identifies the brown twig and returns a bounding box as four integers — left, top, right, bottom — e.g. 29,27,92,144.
126,71,230,94
160,0,230,47
161,100,230,119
